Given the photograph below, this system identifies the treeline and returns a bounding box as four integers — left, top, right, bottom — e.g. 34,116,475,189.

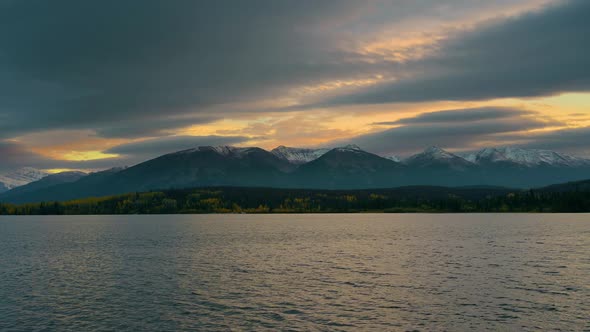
1,186,589,215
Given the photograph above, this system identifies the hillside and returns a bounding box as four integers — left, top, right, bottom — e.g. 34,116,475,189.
2,180,590,215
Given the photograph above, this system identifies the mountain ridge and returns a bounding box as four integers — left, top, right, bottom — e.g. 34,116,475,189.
270,146,330,165
0,167,48,193
462,146,590,168
2,145,590,203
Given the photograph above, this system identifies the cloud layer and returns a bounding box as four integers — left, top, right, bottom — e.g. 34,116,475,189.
342,107,558,155
1,0,589,170
0,0,372,138
325,0,590,105
0,0,559,139
375,107,534,125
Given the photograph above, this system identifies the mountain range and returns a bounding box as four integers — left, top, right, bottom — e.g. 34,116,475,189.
0,167,48,193
1,145,590,203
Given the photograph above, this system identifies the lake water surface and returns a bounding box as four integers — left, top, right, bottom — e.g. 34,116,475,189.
0,214,589,331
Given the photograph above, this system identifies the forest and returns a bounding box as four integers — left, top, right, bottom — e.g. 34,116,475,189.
1,185,589,215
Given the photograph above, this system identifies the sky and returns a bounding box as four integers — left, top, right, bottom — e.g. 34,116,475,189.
1,0,590,172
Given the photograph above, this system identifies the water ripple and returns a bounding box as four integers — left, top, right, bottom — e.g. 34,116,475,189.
0,214,588,331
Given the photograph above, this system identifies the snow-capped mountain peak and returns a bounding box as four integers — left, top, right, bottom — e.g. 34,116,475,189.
404,146,473,169
463,147,508,163
175,146,258,158
465,147,590,167
271,146,330,164
334,144,363,152
419,146,459,160
211,146,255,157
385,155,401,162
0,167,48,191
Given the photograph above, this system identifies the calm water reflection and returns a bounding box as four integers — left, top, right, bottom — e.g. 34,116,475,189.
0,214,589,331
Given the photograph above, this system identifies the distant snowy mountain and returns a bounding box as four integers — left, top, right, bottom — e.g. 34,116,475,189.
463,147,590,167
384,155,401,162
271,146,330,165
0,167,48,192
332,144,365,153
463,148,502,163
0,171,86,199
404,146,474,170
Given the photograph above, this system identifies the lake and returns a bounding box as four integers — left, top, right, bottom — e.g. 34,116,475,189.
0,214,588,331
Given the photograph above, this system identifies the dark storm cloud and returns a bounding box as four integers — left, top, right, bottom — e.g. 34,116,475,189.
325,0,590,105
338,107,553,155
0,0,558,140
0,0,374,137
94,116,220,139
0,141,46,172
374,107,533,125
2,0,581,139
106,135,251,158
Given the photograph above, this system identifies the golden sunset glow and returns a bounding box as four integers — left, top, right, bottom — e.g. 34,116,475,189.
17,90,589,163
61,151,119,161
290,76,387,96
43,168,84,174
